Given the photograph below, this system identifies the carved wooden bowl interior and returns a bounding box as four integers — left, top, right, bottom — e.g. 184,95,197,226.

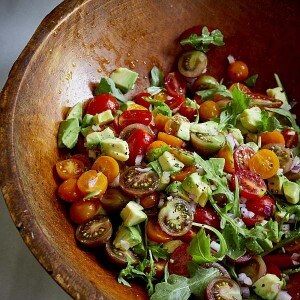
0,0,299,299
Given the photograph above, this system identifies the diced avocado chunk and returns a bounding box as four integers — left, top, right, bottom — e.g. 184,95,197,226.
190,121,219,134
158,151,184,173
283,180,300,204
146,145,170,162
81,126,94,137
157,171,171,191
110,67,138,93
235,120,250,135
165,181,191,202
176,121,191,141
268,175,286,195
181,173,210,207
120,201,147,226
101,137,129,161
82,114,94,127
113,225,142,250
66,102,82,123
239,107,262,133
163,240,184,253
93,110,114,126
86,128,115,149
267,87,288,108
228,127,244,145
120,100,135,111
253,274,283,300
57,118,80,149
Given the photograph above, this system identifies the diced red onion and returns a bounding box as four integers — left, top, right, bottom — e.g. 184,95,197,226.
276,291,292,300
240,287,250,298
291,253,300,265
135,155,143,165
227,55,235,64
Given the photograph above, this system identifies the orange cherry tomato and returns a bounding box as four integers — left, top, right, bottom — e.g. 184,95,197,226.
146,219,173,243
217,145,235,173
260,130,285,147
228,83,251,93
249,149,280,179
157,132,186,148
164,115,189,135
171,165,197,182
154,113,170,131
146,140,168,153
77,170,108,197
57,177,82,203
56,158,85,180
92,156,119,184
198,100,220,121
127,103,148,110
153,91,168,102
227,61,249,82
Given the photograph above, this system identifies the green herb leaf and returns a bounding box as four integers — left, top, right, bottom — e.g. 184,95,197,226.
94,77,126,102
257,110,281,132
146,145,170,162
147,86,164,95
150,66,164,87
180,27,224,53
148,244,169,261
244,74,258,87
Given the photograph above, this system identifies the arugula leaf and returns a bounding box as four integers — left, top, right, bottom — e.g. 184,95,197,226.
257,110,281,132
94,77,126,102
196,84,232,101
150,66,164,87
146,98,172,117
148,244,169,261
188,225,227,264
180,27,224,53
244,74,258,87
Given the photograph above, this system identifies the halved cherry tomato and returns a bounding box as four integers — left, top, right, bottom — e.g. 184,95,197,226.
171,165,197,182
126,129,154,165
87,94,119,115
233,145,255,171
140,192,159,209
146,219,173,243
178,103,198,121
180,228,198,243
100,188,130,212
260,130,285,146
264,260,281,278
237,256,267,283
249,149,280,179
263,254,299,270
217,144,235,173
112,114,121,134
286,272,300,299
245,195,276,219
69,199,103,224
154,113,170,131
229,83,251,93
247,93,283,108
231,170,267,200
157,132,186,148
206,277,241,300
282,129,299,148
153,260,167,279
118,110,153,130
126,103,148,110
133,92,151,109
165,95,185,110
194,206,220,229
285,238,300,253
227,61,249,82
164,115,189,135
164,72,187,97
146,140,168,153
57,177,82,202
168,243,192,277
199,100,220,121
92,156,120,184
77,170,108,197
153,91,168,102
242,215,264,227
56,158,85,180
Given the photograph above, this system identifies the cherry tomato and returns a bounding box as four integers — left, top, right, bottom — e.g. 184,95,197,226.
260,130,285,146
56,158,85,180
286,272,300,299
100,188,130,212
229,83,251,93
118,110,152,130
71,154,92,169
126,129,154,165
233,145,255,171
246,195,276,219
153,260,167,279
92,156,119,184
69,199,102,224
164,115,189,135
168,243,192,277
282,129,299,148
178,103,198,121
146,219,173,243
217,145,235,174
164,72,187,97
165,95,185,110
153,91,168,102
249,149,280,179
87,94,119,115
140,192,159,209
171,165,197,182
242,214,264,227
227,61,249,82
57,177,82,203
237,256,267,283
206,277,242,300
193,206,220,229
247,92,283,108
178,51,207,78
179,228,198,243
231,170,267,200
263,254,299,270
264,261,281,278
133,92,151,109
198,100,220,121
285,238,300,253
112,114,121,134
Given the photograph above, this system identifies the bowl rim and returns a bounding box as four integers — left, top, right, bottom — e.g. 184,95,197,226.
0,0,111,299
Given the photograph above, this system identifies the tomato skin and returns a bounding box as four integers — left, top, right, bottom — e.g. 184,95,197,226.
118,110,153,130
286,272,300,299
264,260,281,278
247,92,283,108
260,130,285,146
71,154,92,169
69,199,102,224
171,165,197,182
153,260,167,279
229,83,251,93
168,243,192,277
126,129,154,165
233,145,255,171
178,103,197,121
165,95,185,110
282,129,299,148
242,215,264,227
198,100,220,121
164,72,187,97
245,195,276,219
87,94,119,115
58,178,82,203
133,92,151,109
263,254,298,270
217,145,235,174
231,170,267,200
193,207,220,229
179,228,197,243
56,158,85,180
227,61,249,82
140,192,159,209
146,219,173,243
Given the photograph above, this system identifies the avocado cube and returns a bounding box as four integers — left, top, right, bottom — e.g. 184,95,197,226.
239,107,262,133
228,127,244,145
81,126,94,138
176,121,191,141
113,225,142,250
110,67,139,93
66,102,83,123
190,121,219,134
253,274,283,300
120,201,147,227
101,137,129,161
86,128,115,149
158,151,184,173
93,110,114,126
268,175,286,195
82,114,94,127
57,118,80,149
283,180,300,204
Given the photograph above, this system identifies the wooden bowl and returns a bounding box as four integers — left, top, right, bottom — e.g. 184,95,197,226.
0,0,299,299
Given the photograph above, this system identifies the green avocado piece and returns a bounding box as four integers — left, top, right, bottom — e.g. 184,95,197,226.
146,145,170,162
81,126,94,137
85,127,115,149
120,100,135,111
165,181,191,202
228,127,244,145
245,142,259,152
190,121,219,134
120,201,147,227
82,114,94,127
110,67,139,93
113,224,142,250
267,175,286,195
57,118,80,149
176,121,191,141
253,274,283,300
158,151,184,173
93,110,114,126
283,180,300,204
66,102,82,123
240,106,262,133
101,137,129,161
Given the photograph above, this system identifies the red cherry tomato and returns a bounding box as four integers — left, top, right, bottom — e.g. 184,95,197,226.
264,261,281,278
69,199,102,224
227,61,249,82
247,92,283,109
180,228,198,243
57,178,82,203
164,72,187,97
86,94,119,115
71,154,92,169
194,207,220,229
168,243,192,277
233,146,255,171
242,215,264,227
264,254,299,270
286,272,300,299
126,129,154,165
246,195,276,219
178,103,197,121
282,129,299,148
231,170,267,200
118,110,153,130
146,219,173,243
133,92,151,109
165,95,185,111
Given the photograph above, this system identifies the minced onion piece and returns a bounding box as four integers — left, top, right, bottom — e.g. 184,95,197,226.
225,134,238,149
136,167,152,173
135,155,143,165
227,54,235,64
291,253,300,265
276,291,292,300
210,241,220,252
237,273,252,286
92,124,101,131
240,287,250,299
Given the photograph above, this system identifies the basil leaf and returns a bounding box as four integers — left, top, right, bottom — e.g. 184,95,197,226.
147,244,169,261
94,77,126,102
257,110,281,132
150,66,164,87
244,74,258,87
